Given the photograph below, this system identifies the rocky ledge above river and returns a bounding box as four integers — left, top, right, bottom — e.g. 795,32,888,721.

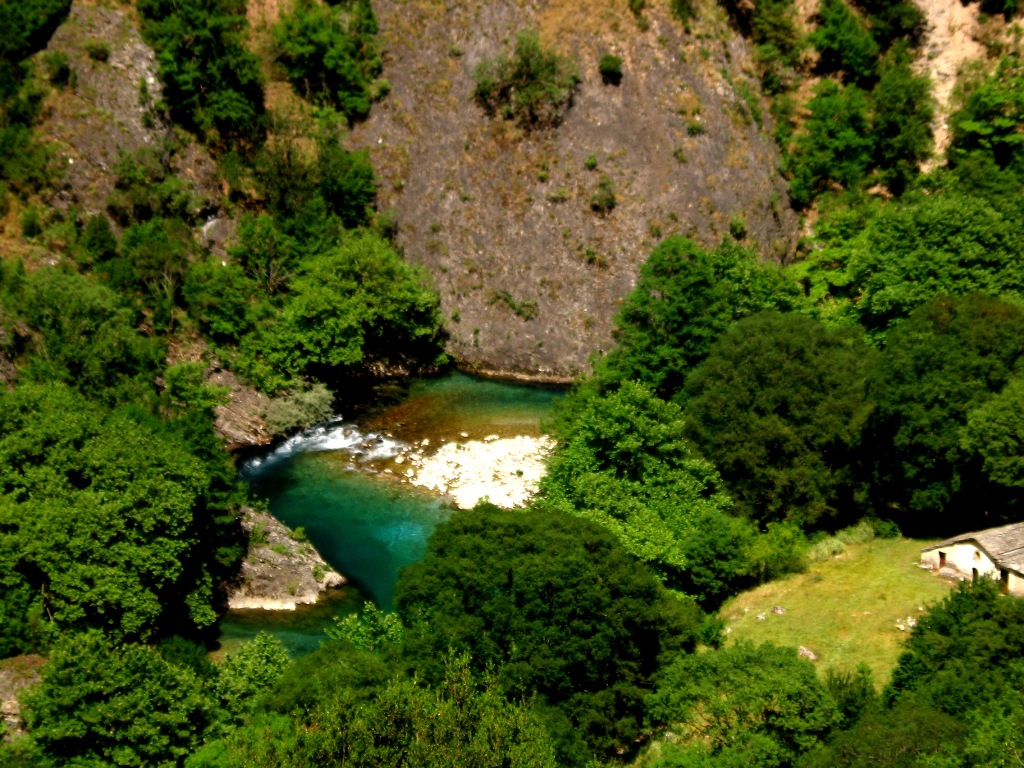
226,507,345,611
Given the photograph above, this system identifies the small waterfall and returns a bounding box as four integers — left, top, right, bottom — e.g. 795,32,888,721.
241,419,406,476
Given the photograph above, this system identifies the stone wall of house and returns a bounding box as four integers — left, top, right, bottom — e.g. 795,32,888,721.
922,541,999,578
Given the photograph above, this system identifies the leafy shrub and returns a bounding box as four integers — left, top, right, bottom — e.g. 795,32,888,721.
871,47,934,194
397,508,703,761
20,206,42,238
835,519,876,544
598,53,622,85
42,51,72,86
473,30,580,129
807,535,846,562
589,174,616,214
684,312,877,528
239,231,446,391
274,0,381,123
263,383,335,436
85,40,109,62
787,80,873,207
949,55,1024,184
671,0,695,22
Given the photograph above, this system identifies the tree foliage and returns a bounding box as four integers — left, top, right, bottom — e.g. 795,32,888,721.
596,237,802,401
188,655,557,768
866,294,1024,533
137,0,265,147
0,384,239,646
539,381,734,591
274,0,382,122
647,643,839,768
684,312,876,528
810,0,879,86
788,81,874,207
23,631,215,768
396,508,702,762
239,231,446,391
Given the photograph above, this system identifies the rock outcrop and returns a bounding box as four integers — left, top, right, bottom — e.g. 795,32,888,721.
352,0,800,379
226,507,345,611
209,368,274,453
40,2,219,216
0,655,44,742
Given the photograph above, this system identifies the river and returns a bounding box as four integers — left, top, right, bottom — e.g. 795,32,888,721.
216,372,563,656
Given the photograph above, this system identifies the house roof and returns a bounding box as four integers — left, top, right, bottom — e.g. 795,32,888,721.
924,521,1024,573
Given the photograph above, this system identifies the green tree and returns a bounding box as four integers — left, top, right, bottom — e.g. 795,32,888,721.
137,0,265,147
14,268,163,407
949,56,1024,185
396,508,702,762
810,0,879,86
684,312,876,528
23,631,215,767
274,0,381,122
538,381,734,592
647,643,840,768
788,81,874,207
870,47,933,194
216,633,290,728
596,237,801,401
240,231,445,390
962,377,1024,490
866,294,1024,533
0,384,236,643
189,655,558,768
847,192,1024,336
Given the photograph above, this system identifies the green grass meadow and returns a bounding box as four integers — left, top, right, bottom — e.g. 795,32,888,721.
721,538,954,686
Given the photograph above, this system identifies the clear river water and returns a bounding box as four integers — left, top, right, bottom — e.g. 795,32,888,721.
216,373,563,657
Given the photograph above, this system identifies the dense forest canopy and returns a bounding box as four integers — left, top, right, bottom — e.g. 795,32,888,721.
4,0,1024,765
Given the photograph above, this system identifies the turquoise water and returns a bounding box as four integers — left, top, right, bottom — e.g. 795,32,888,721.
217,372,563,656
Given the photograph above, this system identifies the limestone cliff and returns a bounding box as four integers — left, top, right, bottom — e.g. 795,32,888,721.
350,0,800,378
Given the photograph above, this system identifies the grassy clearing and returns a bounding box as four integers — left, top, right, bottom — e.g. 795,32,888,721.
721,538,953,687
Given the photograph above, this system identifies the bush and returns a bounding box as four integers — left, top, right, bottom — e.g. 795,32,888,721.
136,0,265,147
589,174,616,214
85,40,110,62
274,0,381,122
42,51,72,86
473,30,580,129
807,536,846,562
263,383,335,436
598,53,622,85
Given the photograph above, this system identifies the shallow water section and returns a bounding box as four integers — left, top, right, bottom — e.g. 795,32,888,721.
218,372,563,656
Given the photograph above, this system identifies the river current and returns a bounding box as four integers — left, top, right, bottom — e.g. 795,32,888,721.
216,373,563,656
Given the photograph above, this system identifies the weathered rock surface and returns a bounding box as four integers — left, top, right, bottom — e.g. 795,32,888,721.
0,655,44,742
353,0,800,378
226,507,345,611
40,2,219,216
209,368,274,453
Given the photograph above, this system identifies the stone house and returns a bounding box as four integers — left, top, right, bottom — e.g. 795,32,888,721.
921,521,1024,596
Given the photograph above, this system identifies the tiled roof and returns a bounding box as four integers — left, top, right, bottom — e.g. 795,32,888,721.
924,521,1024,573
